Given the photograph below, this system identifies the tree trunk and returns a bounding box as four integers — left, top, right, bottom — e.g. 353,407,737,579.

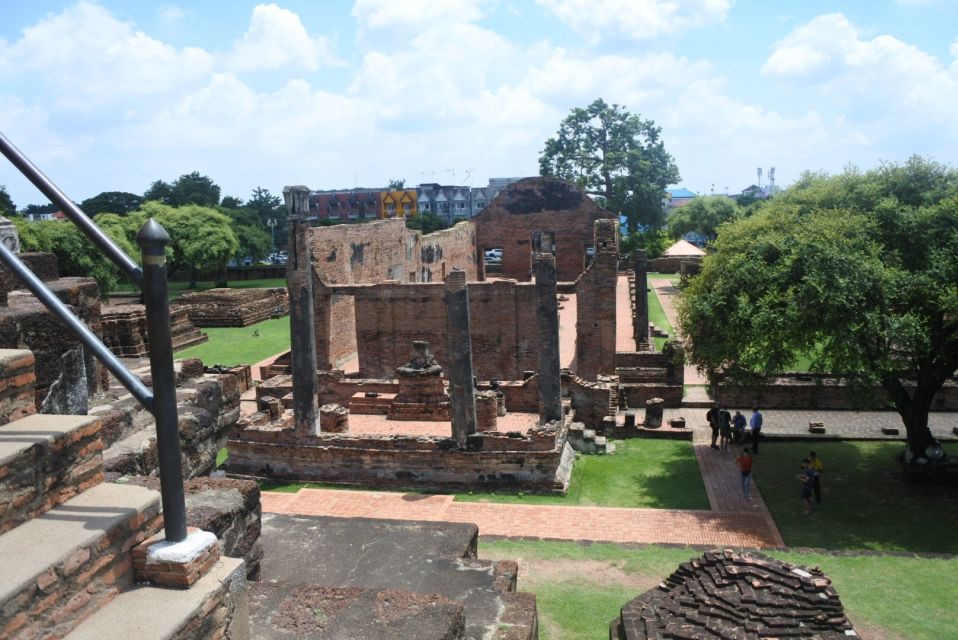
884,376,945,468
189,267,198,289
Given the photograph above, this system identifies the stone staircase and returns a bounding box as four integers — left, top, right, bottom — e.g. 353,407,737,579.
0,348,247,640
567,421,616,454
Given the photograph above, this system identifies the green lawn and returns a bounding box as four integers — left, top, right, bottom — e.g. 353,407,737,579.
176,316,290,366
455,439,709,509
114,277,287,300
481,539,958,640
646,286,673,352
753,441,958,554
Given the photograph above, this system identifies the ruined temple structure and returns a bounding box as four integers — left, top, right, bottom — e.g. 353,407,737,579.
101,303,208,357
173,286,289,327
387,341,451,421
610,550,857,639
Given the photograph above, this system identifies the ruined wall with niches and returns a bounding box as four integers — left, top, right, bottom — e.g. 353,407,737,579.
342,279,540,381
308,218,478,286
473,177,617,282
574,220,619,380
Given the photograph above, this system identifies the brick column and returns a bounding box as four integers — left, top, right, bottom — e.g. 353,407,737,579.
633,249,649,345
284,185,318,436
445,270,477,446
535,253,562,424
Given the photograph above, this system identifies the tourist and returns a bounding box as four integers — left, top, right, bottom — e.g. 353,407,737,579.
719,407,733,452
736,448,753,501
798,458,816,514
706,403,720,450
731,410,747,443
749,406,763,454
809,451,824,504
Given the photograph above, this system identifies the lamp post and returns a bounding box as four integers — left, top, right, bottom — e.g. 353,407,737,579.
266,217,277,253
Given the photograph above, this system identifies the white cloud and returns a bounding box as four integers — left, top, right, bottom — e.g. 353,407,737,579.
226,3,340,72
158,5,188,26
352,0,488,30
536,0,731,43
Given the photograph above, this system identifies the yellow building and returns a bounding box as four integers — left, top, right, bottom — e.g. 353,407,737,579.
380,189,417,219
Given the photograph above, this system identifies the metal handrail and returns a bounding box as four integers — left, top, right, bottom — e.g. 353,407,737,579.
0,131,187,543
0,131,143,287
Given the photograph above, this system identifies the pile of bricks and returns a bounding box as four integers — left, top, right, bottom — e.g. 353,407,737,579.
175,287,289,327
611,550,856,639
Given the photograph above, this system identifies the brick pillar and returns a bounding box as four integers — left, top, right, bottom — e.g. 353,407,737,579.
284,185,318,437
575,219,618,379
535,253,562,424
633,249,649,345
445,270,477,446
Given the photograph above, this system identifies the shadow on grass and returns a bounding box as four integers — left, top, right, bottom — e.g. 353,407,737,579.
753,440,958,554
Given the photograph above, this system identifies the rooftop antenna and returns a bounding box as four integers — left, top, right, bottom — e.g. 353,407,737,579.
463,168,474,184
420,171,427,182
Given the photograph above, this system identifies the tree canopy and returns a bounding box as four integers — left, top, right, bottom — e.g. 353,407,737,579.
539,98,680,230
80,191,142,216
0,185,15,217
667,195,743,243
144,171,221,207
678,156,958,466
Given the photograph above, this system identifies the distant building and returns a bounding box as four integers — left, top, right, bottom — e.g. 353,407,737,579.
664,187,697,210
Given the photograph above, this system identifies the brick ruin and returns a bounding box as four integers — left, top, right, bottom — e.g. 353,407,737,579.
474,177,617,281
173,286,289,327
101,303,208,357
610,550,857,639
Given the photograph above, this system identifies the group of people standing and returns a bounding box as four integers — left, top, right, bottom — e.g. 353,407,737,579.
706,404,762,453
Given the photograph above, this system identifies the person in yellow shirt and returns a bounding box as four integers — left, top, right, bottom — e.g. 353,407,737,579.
809,451,823,504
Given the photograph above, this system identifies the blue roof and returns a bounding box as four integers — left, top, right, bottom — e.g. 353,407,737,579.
666,188,697,198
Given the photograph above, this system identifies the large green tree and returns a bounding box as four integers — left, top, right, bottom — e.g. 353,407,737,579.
144,172,221,207
678,157,958,468
80,191,142,216
667,195,743,243
539,98,680,230
0,185,15,217
245,187,286,249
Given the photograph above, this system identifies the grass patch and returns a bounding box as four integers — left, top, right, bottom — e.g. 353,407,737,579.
176,316,290,366
216,447,228,468
456,440,708,509
115,277,287,300
753,441,958,554
481,539,958,640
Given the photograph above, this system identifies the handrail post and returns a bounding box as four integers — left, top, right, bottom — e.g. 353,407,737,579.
137,218,187,543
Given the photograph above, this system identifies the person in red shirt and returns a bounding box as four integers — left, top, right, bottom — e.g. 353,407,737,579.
736,449,754,501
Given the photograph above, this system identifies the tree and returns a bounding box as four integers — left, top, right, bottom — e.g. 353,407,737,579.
14,217,131,293
218,204,272,263
678,157,958,469
667,195,743,243
539,98,680,230
80,191,142,216
620,228,671,259
20,203,57,217
220,195,244,209
387,178,406,189
133,202,238,286
246,187,287,248
144,172,221,207
0,186,15,217
405,212,447,234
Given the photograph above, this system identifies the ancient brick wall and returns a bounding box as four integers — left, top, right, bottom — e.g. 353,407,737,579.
0,349,36,426
568,375,614,429
648,256,702,274
345,280,539,380
715,375,958,411
174,287,289,327
473,177,616,282
575,220,619,380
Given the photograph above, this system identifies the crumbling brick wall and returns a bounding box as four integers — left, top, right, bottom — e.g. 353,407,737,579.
575,220,619,380
474,177,617,282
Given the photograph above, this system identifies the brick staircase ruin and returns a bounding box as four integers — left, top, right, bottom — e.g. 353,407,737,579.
0,348,247,640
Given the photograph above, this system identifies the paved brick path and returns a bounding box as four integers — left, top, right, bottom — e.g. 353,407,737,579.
616,274,636,352
649,278,708,385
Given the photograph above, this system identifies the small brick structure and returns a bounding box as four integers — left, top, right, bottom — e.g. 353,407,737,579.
174,287,289,327
387,342,451,421
132,526,221,589
101,304,208,357
0,348,36,425
610,550,857,639
475,390,498,432
320,403,350,432
644,397,664,429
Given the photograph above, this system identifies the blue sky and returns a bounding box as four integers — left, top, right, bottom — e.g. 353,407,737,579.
2,0,957,208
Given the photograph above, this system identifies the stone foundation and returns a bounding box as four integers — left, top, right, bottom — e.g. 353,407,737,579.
174,287,289,327
319,403,349,432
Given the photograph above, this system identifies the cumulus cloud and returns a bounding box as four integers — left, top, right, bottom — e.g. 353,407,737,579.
352,0,488,30
536,0,731,43
226,3,341,72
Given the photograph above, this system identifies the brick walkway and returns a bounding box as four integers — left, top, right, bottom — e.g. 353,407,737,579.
649,278,708,385
616,274,636,352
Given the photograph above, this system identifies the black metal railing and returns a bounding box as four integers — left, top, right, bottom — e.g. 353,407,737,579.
0,131,187,543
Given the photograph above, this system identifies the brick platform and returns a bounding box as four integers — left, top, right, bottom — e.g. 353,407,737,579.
174,287,289,327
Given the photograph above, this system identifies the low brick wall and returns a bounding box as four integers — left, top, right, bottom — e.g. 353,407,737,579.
568,376,614,430
714,375,958,411
174,287,289,327
226,418,573,492
0,349,36,426
620,383,683,408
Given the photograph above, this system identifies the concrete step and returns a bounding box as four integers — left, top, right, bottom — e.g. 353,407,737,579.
604,442,617,455
0,482,162,640
0,413,105,535
582,429,596,440
64,557,247,640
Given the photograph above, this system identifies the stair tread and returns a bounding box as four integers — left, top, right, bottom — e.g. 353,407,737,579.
0,482,160,604
65,557,245,640
0,413,100,466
